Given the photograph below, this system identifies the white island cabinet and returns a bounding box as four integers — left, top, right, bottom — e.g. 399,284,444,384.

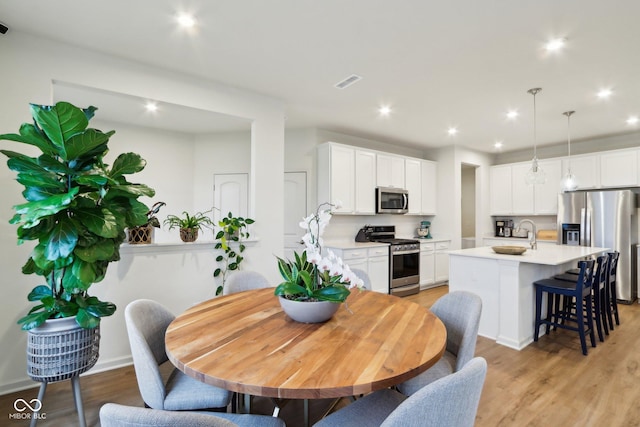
448,244,608,350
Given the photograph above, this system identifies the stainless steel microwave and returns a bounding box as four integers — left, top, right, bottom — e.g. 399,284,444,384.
376,187,408,214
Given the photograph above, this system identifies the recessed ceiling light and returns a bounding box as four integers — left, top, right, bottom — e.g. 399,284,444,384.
626,116,639,125
447,127,458,136
145,101,158,112
494,141,503,149
177,14,196,28
545,38,566,52
378,105,391,117
597,88,613,99
506,110,519,120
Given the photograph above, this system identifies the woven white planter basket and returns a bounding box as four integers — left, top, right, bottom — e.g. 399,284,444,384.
26,317,100,383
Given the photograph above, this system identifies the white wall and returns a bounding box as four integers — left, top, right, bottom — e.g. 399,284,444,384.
430,146,494,249
193,130,252,216
0,31,284,393
461,165,476,238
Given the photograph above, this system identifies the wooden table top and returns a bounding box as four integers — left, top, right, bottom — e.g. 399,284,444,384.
165,288,446,399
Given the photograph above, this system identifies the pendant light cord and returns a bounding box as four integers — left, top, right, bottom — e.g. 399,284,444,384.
533,92,537,159
563,110,575,167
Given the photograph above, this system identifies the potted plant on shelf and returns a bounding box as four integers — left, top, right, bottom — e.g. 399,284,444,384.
163,209,215,242
274,201,364,323
128,201,165,244
0,101,154,388
214,211,255,295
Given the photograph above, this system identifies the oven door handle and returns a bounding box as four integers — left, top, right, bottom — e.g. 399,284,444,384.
392,249,420,255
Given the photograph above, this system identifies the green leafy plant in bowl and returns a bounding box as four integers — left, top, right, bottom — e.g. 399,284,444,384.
163,210,215,242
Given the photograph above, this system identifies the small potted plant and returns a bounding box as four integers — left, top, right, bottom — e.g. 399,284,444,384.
164,209,215,242
128,201,165,244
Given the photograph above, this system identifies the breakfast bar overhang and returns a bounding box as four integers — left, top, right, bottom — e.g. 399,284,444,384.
448,245,608,350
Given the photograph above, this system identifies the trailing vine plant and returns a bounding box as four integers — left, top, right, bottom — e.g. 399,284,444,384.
214,211,255,295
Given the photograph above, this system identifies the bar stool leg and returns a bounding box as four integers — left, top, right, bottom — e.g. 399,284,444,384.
71,376,87,427
575,297,588,355
30,382,47,427
534,287,543,341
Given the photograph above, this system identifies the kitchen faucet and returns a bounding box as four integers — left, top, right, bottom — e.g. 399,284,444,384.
516,219,537,250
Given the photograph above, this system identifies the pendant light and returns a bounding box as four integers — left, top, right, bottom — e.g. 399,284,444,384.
561,110,578,191
525,88,546,185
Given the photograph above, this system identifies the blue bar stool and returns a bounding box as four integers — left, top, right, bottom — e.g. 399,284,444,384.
534,259,596,355
606,251,620,329
554,255,609,341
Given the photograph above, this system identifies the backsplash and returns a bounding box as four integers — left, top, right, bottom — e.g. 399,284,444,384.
324,214,437,241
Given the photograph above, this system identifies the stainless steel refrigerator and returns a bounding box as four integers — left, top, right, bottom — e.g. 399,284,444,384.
557,190,638,303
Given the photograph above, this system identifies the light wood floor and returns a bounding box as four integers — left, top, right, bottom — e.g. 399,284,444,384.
2,285,640,426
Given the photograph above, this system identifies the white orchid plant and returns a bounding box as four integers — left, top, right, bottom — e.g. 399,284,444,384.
274,201,364,302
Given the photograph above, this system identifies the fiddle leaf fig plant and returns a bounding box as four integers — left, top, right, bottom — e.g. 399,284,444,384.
214,212,255,295
1,102,155,330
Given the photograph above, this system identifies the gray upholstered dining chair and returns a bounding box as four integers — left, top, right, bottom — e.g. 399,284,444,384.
99,403,286,427
125,299,232,411
397,290,482,396
313,357,487,427
223,271,270,295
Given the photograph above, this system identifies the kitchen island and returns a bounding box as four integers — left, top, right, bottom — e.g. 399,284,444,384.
448,244,608,350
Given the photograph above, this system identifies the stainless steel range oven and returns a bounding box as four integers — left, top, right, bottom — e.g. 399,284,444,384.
358,225,420,297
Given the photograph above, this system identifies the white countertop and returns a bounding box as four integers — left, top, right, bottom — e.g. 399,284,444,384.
448,244,609,266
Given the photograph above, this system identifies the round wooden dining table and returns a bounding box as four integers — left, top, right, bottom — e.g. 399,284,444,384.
165,288,446,400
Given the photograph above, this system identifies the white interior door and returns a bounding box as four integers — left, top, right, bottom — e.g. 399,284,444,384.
213,173,248,222
284,172,307,260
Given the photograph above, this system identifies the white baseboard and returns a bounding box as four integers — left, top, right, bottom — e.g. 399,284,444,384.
0,355,133,396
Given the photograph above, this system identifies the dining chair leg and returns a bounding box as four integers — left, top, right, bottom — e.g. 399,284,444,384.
304,399,310,427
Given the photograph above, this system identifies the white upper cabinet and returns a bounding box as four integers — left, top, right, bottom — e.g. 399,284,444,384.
511,163,535,214
489,165,512,215
600,148,639,188
562,154,599,189
317,143,355,214
354,150,377,214
319,142,438,216
376,154,405,188
534,159,562,214
404,159,422,214
420,160,437,215
490,159,561,215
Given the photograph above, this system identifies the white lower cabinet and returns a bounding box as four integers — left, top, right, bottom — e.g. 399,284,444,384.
325,246,389,294
420,240,450,287
368,249,390,294
435,241,450,283
420,243,435,288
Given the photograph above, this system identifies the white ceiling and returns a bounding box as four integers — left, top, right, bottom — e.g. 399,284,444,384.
52,82,251,134
2,0,639,153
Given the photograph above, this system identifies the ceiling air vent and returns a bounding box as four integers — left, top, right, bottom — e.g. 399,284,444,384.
334,74,362,90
